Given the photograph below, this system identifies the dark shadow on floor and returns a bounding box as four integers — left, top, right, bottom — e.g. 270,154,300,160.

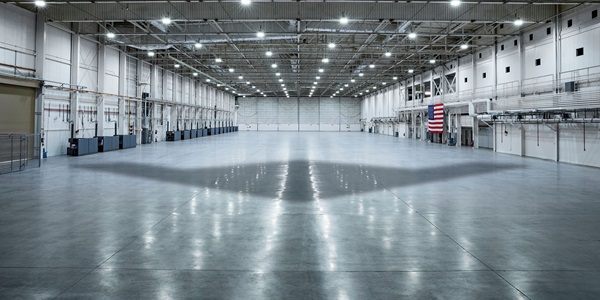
77,160,519,201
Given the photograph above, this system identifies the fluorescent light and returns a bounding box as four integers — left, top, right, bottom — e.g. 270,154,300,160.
279,79,283,82
229,68,234,72
328,42,336,49
429,59,436,64
271,63,277,68
359,93,363,95
252,86,256,88
351,79,355,83
257,31,265,38
316,76,320,79
225,88,229,91
276,73,281,76
393,76,398,80
514,19,524,26
283,88,287,90
217,84,221,87
382,82,386,85
314,82,317,85
408,32,417,39
215,58,222,63
241,0,251,5
340,17,349,24
161,17,172,25
340,88,344,90
195,43,202,49
174,64,180,68
359,73,364,77
266,51,273,56
246,82,250,84
206,79,211,82
344,84,349,87
460,44,468,50
257,89,261,92
34,0,46,7
106,32,116,39
408,69,414,73
147,51,155,57
369,64,375,68
238,76,243,79
322,58,329,63
281,84,285,86
319,68,324,73
193,72,198,76
384,51,391,57
450,0,461,7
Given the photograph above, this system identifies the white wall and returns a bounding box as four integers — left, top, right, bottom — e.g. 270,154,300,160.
238,97,360,131
0,3,237,156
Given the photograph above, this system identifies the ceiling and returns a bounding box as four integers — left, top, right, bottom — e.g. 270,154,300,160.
13,0,591,98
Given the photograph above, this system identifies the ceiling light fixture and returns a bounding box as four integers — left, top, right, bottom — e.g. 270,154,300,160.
106,32,116,39
408,32,417,39
314,82,318,85
322,58,329,63
344,84,349,87
429,59,436,64
316,76,320,79
241,0,251,5
351,79,355,83
195,43,202,49
460,44,469,50
382,82,387,85
215,58,222,63
369,64,375,68
238,76,243,79
384,52,391,57
147,51,155,57
408,69,414,73
257,31,265,38
34,0,46,7
359,73,364,77
271,63,277,68
266,51,273,56
328,42,336,49
319,68,324,73
514,18,524,26
276,73,281,76
174,64,180,68
229,68,234,73
393,76,398,80
450,0,461,7
279,79,283,82
161,17,172,25
193,72,198,76
246,82,250,85
206,79,211,82
340,17,349,24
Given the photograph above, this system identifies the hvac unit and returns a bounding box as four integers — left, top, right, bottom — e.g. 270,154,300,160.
565,81,576,92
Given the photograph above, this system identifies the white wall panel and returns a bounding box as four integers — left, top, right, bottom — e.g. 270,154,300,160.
523,123,556,160
0,3,36,73
78,38,98,99
559,123,600,168
299,98,320,130
278,98,298,130
495,124,523,156
319,98,340,131
125,56,137,97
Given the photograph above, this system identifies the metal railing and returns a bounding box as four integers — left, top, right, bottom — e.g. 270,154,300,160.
0,134,41,175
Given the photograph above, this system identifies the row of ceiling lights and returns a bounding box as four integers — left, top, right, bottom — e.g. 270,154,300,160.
30,0,529,98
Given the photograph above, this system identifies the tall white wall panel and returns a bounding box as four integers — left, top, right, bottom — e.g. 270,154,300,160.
0,3,36,74
278,98,298,131
319,98,340,131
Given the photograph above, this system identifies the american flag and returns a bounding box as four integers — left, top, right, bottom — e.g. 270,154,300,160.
428,103,444,134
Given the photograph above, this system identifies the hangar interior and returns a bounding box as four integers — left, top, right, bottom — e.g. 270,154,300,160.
1,0,600,298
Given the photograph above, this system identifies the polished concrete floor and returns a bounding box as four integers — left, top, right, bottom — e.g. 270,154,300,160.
1,132,600,299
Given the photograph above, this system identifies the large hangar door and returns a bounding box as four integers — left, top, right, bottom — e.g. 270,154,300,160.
299,97,319,131
319,97,340,131
0,83,35,134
